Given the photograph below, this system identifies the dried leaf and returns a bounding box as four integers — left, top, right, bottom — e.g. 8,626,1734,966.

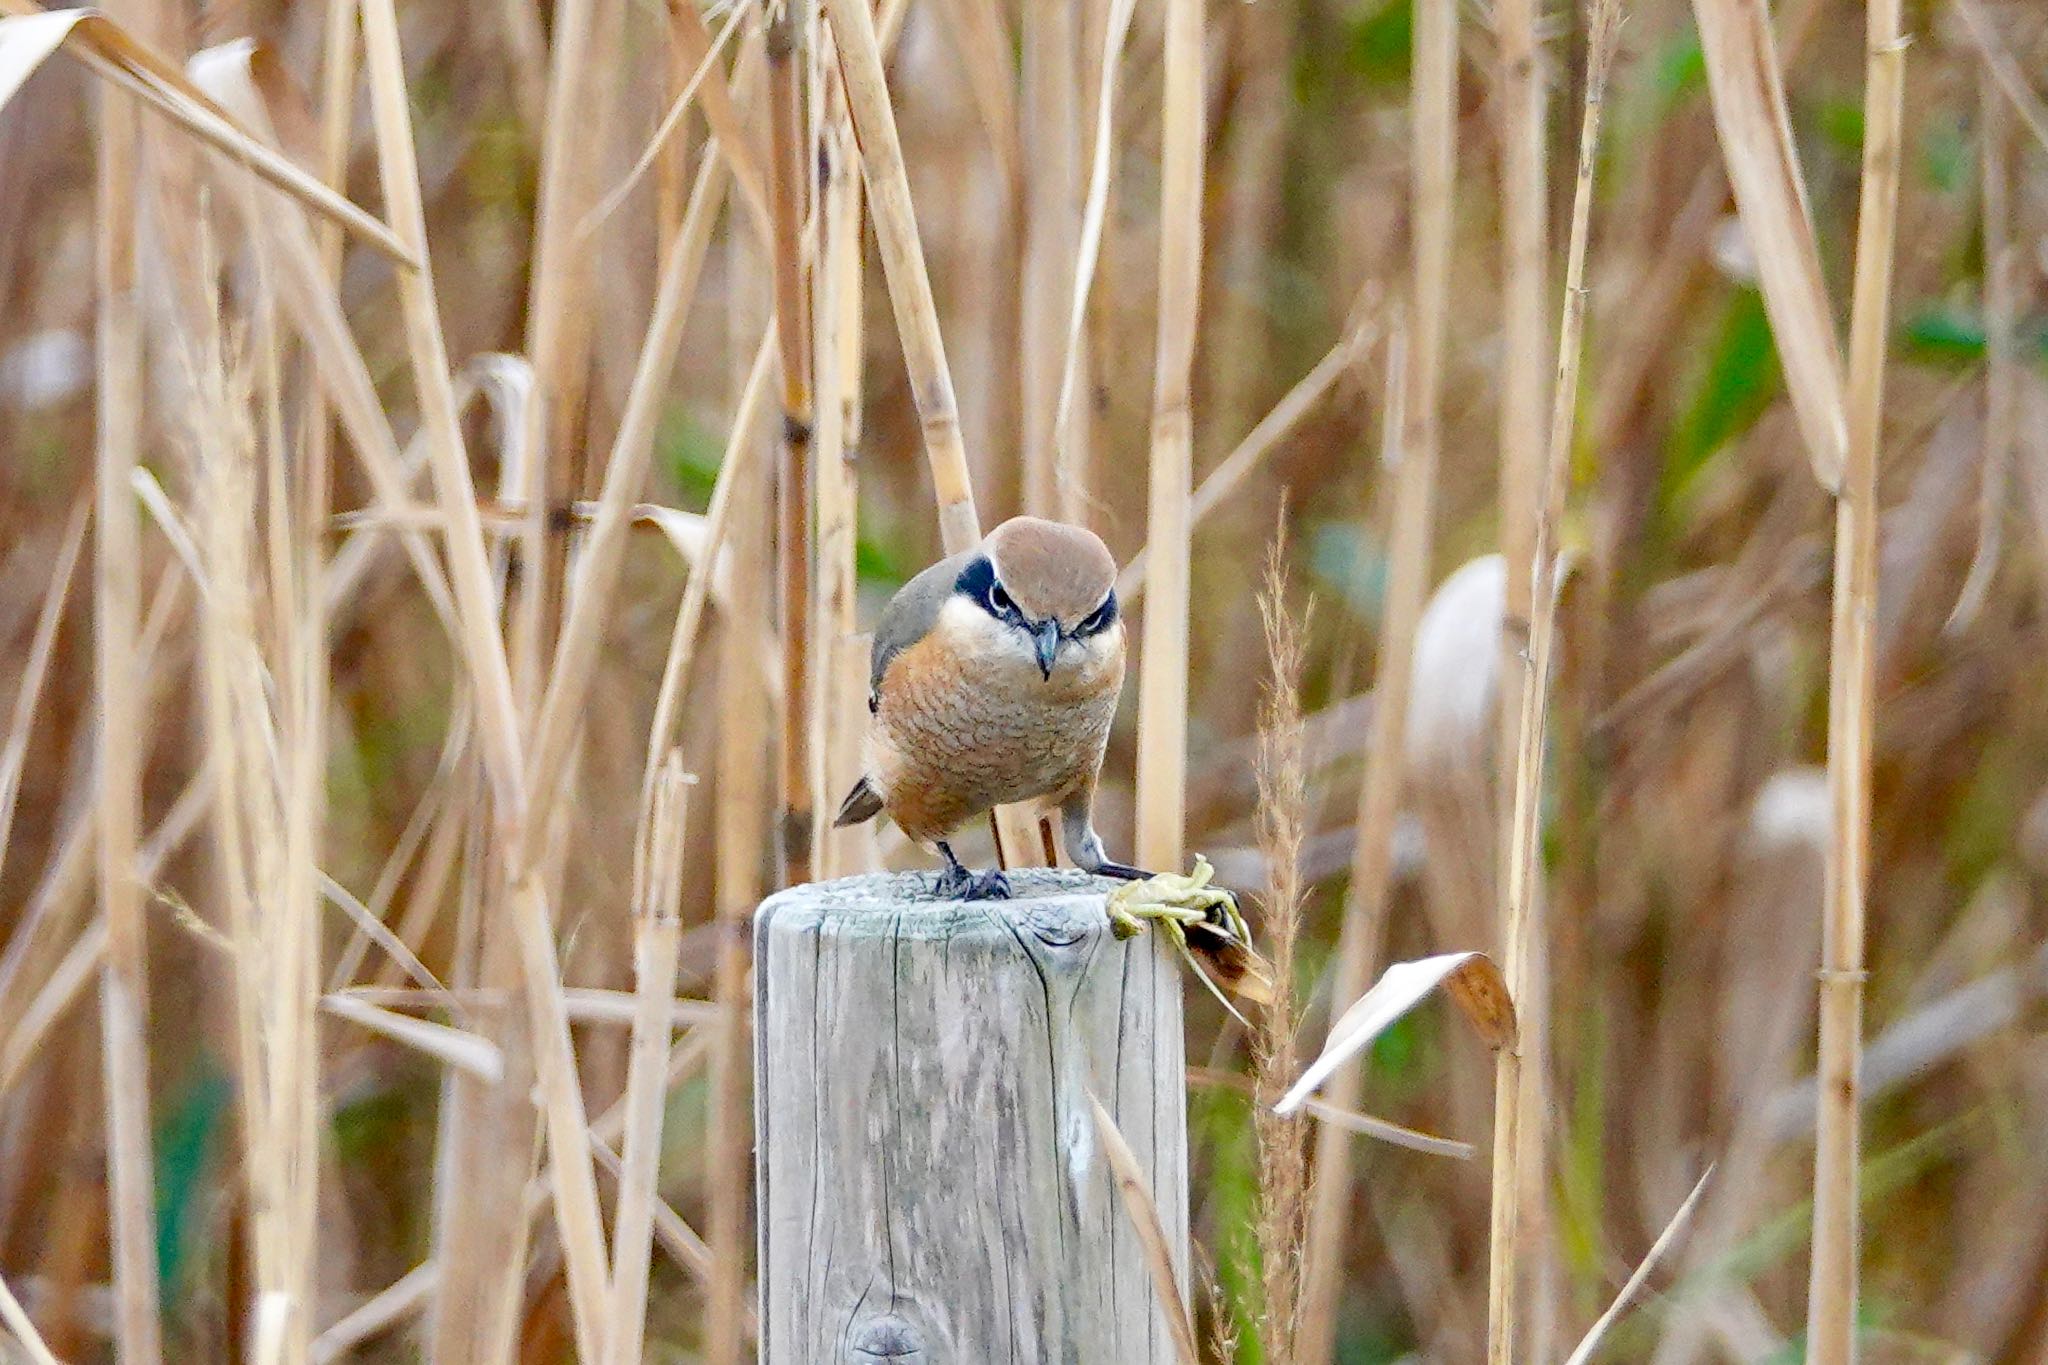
1276,951,1516,1115
0,6,414,265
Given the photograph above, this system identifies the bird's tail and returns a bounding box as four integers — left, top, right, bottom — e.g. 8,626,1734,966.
833,776,884,828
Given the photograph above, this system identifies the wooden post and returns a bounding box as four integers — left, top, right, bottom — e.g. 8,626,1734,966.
755,870,1189,1362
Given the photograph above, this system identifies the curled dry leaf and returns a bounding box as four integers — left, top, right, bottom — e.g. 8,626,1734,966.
0,6,413,264
1276,951,1516,1115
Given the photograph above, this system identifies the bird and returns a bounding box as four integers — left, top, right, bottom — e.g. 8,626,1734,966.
833,515,1145,901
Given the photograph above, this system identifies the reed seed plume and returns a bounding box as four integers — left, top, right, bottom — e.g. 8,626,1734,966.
1252,524,1313,1362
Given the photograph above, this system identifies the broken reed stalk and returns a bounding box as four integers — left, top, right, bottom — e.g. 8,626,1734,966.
606,755,692,1365
1488,7,1619,1359
1296,332,1419,1364
1806,11,1905,1362
709,246,775,1365
1301,0,1458,1340
765,0,818,884
1134,0,1203,872
92,45,165,1365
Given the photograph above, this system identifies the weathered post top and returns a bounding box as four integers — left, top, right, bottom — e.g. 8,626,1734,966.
755,869,1189,1364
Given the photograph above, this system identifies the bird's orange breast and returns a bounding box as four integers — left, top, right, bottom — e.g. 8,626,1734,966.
867,619,1124,844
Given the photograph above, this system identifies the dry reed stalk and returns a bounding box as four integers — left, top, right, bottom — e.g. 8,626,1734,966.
1492,0,1547,1080
1806,11,1905,1359
517,0,599,654
605,754,692,1365
765,0,817,884
0,501,87,888
1252,535,1312,1361
1487,8,1619,1359
91,45,164,1365
1689,0,1847,489
1087,1093,1202,1365
1050,0,1136,513
1561,1164,1713,1365
1495,0,1552,1348
1949,68,2014,631
1133,0,1203,872
709,256,775,1365
817,0,979,551
811,38,867,874
1118,308,1377,607
1020,0,1080,517
1296,331,1420,1360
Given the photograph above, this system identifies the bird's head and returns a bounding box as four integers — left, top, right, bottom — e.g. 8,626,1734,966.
955,516,1121,681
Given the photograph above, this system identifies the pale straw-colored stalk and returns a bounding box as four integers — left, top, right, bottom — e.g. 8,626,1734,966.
1948,65,2014,631
765,0,817,883
0,501,88,889
708,248,775,1364
811,33,869,874
1133,0,1204,871
1488,7,1620,1359
1492,4,1553,1344
91,39,164,1365
1806,6,1905,1358
605,754,692,1365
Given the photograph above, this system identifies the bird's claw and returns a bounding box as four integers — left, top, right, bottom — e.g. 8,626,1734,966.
932,864,1012,901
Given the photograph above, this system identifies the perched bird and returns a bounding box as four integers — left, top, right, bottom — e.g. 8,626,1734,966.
833,515,1143,900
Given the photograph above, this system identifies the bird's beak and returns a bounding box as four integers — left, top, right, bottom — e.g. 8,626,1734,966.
1033,620,1062,679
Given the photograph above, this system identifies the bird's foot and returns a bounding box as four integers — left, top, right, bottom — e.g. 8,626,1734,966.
931,862,1012,901
963,868,1012,900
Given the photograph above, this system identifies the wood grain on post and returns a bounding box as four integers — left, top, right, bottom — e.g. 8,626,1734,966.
755,870,1189,1363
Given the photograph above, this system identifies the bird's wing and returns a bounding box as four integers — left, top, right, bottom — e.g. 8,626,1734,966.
870,550,971,701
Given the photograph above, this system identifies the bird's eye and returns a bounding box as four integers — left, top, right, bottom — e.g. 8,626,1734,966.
987,582,1015,615
1078,591,1117,635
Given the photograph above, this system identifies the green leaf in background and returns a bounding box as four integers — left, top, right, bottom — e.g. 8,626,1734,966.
1342,0,1413,91
1193,1086,1265,1362
1662,288,1779,523
155,1060,230,1290
1901,306,2048,367
1648,32,1707,121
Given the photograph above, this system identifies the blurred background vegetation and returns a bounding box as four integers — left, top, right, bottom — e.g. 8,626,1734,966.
1,0,2045,1359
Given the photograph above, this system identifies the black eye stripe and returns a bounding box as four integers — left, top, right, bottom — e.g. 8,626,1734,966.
1077,589,1118,634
